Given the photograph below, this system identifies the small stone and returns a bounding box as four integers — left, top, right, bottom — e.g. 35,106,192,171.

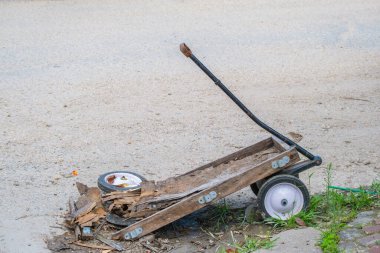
359,234,380,246
363,225,380,235
375,219,380,225
295,217,306,227
339,228,363,240
370,245,380,253
338,241,362,252
350,211,375,227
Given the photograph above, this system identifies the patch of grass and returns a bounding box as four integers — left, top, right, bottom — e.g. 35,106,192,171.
264,209,317,229
370,181,380,193
209,199,234,230
316,163,379,252
320,225,341,253
237,235,276,252
207,230,276,253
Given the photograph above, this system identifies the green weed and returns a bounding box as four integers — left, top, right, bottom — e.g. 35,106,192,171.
317,163,379,252
238,235,276,252
209,199,233,230
320,227,341,253
264,209,317,229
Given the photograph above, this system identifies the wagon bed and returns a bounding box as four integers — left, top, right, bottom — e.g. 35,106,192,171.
112,137,300,240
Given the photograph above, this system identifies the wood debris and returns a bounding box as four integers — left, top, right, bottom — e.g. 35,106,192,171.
66,183,107,230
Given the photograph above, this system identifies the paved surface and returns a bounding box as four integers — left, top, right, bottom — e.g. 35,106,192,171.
1,1,380,252
339,209,380,253
257,227,321,253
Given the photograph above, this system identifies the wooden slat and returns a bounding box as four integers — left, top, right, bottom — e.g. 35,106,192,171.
138,138,276,198
271,136,290,151
182,137,273,176
112,147,299,240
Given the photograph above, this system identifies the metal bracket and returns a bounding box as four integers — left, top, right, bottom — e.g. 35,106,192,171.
124,227,143,240
272,156,290,169
198,191,217,204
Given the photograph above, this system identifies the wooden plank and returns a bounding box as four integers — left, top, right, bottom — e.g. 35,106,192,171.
137,138,276,200
182,137,273,176
76,213,97,225
72,241,113,250
71,201,96,219
112,148,299,240
271,136,290,152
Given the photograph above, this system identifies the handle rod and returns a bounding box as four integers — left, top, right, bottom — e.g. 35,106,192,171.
181,44,321,164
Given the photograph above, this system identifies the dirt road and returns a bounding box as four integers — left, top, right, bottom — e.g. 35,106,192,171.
1,0,379,252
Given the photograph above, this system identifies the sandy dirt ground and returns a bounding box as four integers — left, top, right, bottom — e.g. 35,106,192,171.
1,0,379,252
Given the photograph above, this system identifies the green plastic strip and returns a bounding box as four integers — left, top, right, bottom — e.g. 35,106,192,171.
328,185,378,195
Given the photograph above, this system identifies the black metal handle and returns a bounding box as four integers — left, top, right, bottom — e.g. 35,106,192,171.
180,43,321,165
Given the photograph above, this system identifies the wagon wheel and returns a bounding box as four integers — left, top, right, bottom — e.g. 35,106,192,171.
250,179,265,196
250,174,299,196
257,175,309,220
98,171,146,193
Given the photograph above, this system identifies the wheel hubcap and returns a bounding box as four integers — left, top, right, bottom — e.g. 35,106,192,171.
264,183,304,220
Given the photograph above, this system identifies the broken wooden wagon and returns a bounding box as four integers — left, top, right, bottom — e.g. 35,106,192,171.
101,44,322,241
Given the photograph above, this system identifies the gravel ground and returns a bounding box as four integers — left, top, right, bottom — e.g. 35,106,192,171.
0,0,380,252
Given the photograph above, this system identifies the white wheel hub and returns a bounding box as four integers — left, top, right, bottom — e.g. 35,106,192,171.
264,182,304,220
105,172,143,188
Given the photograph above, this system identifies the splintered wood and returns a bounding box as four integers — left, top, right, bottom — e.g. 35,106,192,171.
66,182,106,229
101,139,281,220
62,137,298,245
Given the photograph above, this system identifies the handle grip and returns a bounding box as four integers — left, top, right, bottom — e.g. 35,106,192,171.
180,43,192,57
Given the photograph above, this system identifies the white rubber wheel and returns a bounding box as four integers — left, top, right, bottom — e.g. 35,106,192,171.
98,171,146,193
257,175,309,220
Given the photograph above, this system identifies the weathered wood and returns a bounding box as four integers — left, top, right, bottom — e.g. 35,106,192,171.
183,137,273,175
127,200,179,218
80,216,100,227
127,210,158,218
112,148,299,240
137,139,277,201
103,138,277,217
102,190,141,198
95,234,125,251
68,196,76,215
76,182,89,195
112,199,136,205
102,195,139,203
71,201,96,219
108,203,115,212
72,241,113,250
76,213,97,225
271,136,290,151
74,225,81,241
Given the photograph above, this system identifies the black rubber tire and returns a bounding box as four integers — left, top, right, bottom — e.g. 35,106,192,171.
257,174,309,219
250,174,299,196
98,171,146,193
250,179,265,196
